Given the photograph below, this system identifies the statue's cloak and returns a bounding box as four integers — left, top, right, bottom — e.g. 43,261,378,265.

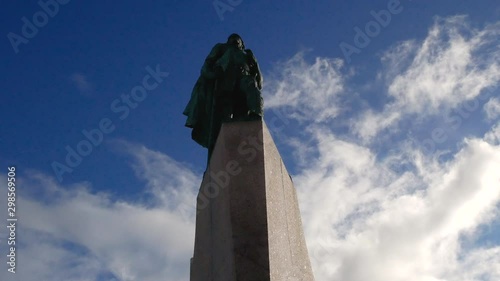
183,43,228,148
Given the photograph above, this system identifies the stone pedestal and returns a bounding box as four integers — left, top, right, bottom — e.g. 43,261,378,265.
190,120,315,281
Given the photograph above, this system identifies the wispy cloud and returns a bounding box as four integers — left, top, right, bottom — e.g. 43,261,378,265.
264,51,347,123
484,122,500,146
353,16,500,142
261,15,500,281
484,97,500,121
70,73,93,95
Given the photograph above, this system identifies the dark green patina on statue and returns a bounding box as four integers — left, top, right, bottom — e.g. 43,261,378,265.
183,33,264,163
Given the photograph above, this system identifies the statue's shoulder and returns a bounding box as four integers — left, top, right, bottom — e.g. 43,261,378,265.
210,43,228,54
205,43,229,61
213,42,226,49
245,49,258,63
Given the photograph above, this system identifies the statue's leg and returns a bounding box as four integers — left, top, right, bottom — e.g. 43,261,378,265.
219,94,233,122
240,76,263,118
207,94,230,165
231,84,249,121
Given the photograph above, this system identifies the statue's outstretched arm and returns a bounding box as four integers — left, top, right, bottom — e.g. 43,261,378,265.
246,49,263,90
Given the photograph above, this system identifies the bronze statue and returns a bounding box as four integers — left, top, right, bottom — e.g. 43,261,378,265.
183,33,264,163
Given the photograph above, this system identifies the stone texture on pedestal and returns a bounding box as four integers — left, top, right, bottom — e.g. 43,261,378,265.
190,120,315,281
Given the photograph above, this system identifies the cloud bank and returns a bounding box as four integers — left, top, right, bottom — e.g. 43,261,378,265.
0,143,199,281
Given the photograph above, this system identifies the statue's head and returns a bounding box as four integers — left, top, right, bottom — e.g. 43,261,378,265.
227,33,245,50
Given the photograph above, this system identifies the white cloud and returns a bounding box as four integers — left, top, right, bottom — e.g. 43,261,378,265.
354,16,500,142
263,51,347,122
294,124,500,281
112,140,199,219
484,122,500,145
261,15,500,280
484,97,500,121
0,142,199,281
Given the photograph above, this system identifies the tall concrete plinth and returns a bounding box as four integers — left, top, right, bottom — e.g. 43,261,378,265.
190,120,315,281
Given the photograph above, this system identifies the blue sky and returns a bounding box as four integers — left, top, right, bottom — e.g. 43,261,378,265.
1,1,500,280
